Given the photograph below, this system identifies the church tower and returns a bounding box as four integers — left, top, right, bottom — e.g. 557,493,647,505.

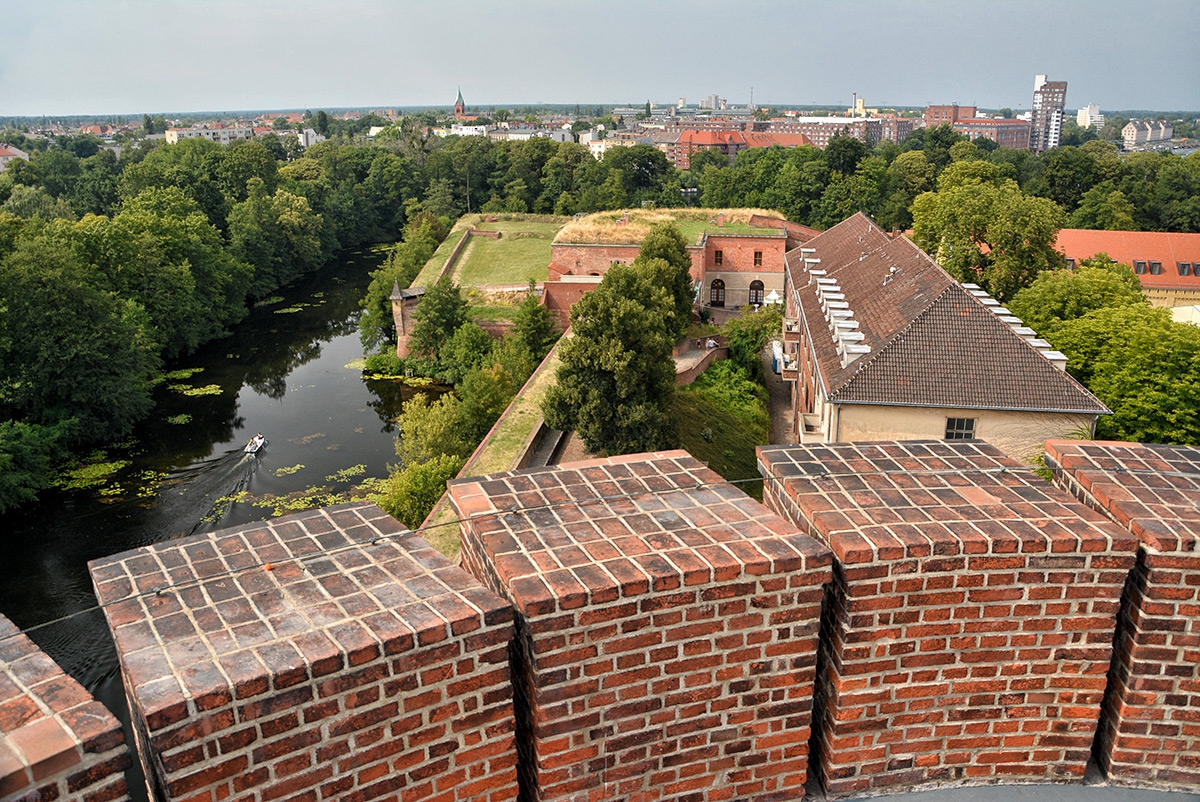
454,88,466,120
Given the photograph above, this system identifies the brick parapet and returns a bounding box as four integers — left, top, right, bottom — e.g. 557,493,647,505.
758,440,1138,796
0,613,130,802
89,502,517,802
1045,440,1200,791
449,450,833,802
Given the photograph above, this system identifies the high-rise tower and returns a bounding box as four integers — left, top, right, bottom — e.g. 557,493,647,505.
1030,74,1067,152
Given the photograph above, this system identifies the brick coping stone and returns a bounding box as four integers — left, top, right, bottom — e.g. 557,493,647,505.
1045,440,1200,792
0,613,130,802
1044,440,1200,553
757,440,1138,797
450,449,833,802
90,501,516,802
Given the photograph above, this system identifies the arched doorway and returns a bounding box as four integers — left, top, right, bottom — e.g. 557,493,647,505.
749,280,764,307
710,279,725,307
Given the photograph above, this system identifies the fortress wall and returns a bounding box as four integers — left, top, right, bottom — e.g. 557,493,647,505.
1045,440,1200,792
758,440,1137,796
449,451,832,802
79,444,1200,801
0,614,130,802
89,503,516,802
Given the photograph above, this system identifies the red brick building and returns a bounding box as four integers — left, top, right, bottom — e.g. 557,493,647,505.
546,213,816,328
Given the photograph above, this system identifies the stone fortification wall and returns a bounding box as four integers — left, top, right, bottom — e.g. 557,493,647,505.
89,502,516,802
0,614,130,802
449,451,832,802
80,444,1200,801
758,440,1136,796
1045,440,1200,792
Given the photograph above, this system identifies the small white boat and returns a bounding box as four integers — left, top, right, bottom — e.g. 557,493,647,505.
244,434,267,454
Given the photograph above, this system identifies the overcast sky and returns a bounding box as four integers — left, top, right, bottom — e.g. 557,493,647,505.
2,0,1197,117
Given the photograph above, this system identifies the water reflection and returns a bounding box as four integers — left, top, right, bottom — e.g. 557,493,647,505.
0,250,418,801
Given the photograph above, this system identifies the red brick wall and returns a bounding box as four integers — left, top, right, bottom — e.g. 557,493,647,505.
705,235,786,274
90,503,517,802
0,614,130,802
758,441,1137,796
542,280,599,330
1045,440,1200,791
449,451,832,802
549,243,642,278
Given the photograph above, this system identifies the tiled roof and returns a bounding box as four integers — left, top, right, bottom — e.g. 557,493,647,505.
787,213,1108,414
1055,228,1200,291
834,283,1107,412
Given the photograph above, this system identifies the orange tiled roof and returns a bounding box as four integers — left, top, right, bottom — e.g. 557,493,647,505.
1055,229,1200,290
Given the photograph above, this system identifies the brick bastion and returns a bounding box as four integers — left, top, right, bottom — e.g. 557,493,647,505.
758,441,1138,796
0,613,130,801
1045,440,1200,790
89,502,516,802
53,443,1200,801
449,450,832,802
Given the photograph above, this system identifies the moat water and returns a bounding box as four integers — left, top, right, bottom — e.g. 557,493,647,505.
0,250,417,798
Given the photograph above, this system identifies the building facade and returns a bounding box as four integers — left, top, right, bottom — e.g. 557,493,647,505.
0,143,30,172
165,125,255,145
1122,120,1174,150
1077,103,1105,129
1030,74,1068,152
952,118,1032,149
1055,228,1200,307
780,213,1107,461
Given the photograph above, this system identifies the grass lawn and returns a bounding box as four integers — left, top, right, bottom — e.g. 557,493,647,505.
419,344,562,559
673,220,785,246
413,227,470,287
673,382,769,501
457,220,565,286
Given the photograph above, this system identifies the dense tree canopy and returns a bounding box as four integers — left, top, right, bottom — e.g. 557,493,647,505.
542,264,679,455
912,161,1067,301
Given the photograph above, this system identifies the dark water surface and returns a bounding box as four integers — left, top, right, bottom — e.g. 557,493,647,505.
0,250,414,798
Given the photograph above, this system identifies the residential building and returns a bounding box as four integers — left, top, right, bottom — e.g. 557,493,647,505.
0,143,30,172
780,213,1107,460
1055,228,1200,307
655,129,812,169
762,117,881,149
924,104,977,128
952,118,1032,149
165,124,255,145
297,128,325,148
1122,120,1174,150
1030,74,1068,152
1077,103,1105,129
876,114,916,145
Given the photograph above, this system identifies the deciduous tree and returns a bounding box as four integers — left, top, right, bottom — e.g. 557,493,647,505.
912,169,1066,301
542,264,678,455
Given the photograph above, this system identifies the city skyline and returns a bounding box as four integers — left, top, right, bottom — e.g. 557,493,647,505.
1,0,1198,117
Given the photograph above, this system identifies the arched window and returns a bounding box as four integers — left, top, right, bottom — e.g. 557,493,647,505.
710,279,725,307
749,280,764,306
